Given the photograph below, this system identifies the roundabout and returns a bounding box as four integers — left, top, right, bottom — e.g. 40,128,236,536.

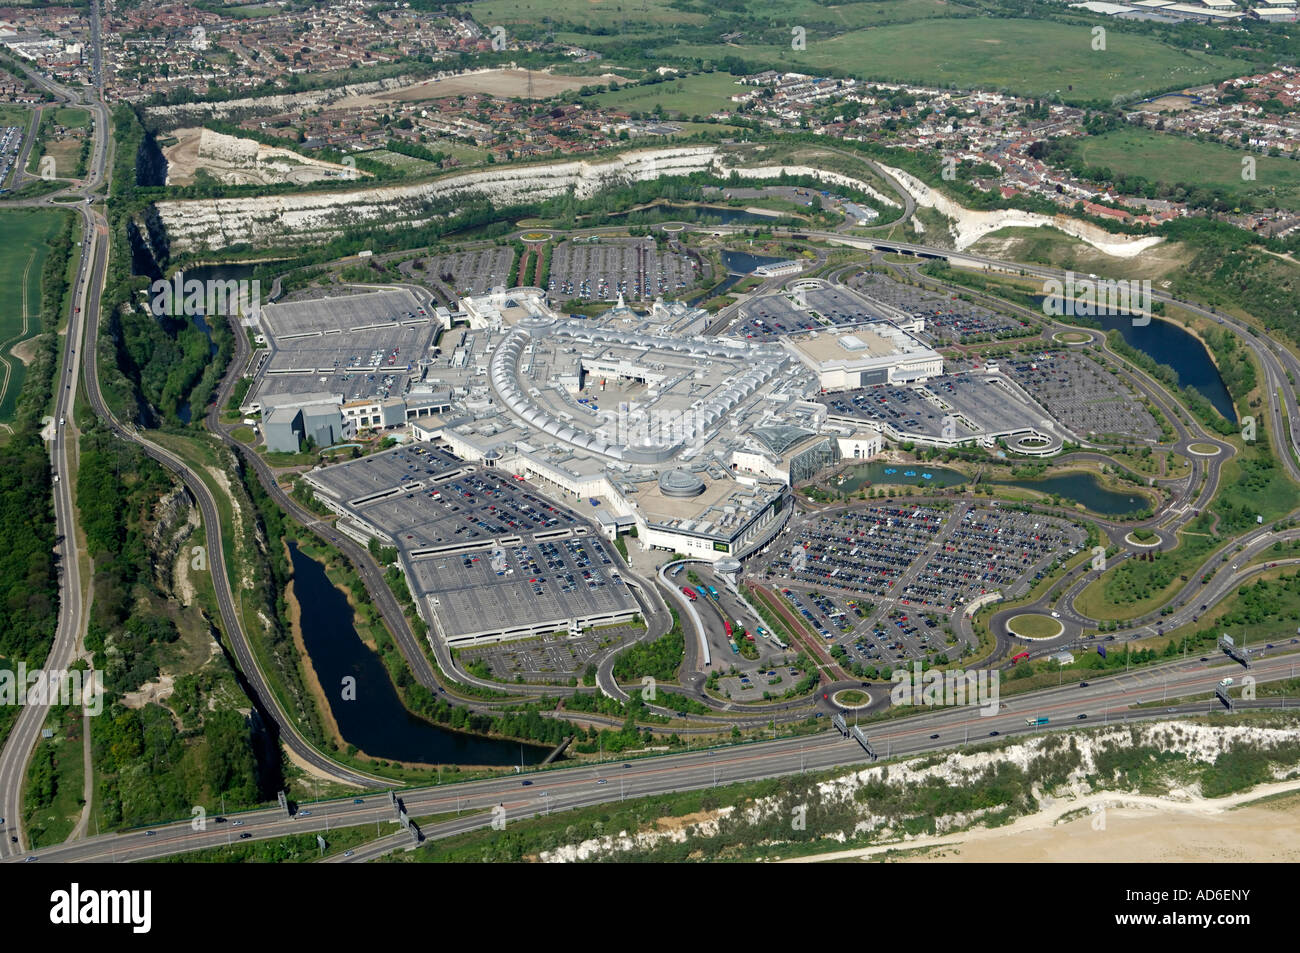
1125,530,1162,548
1006,613,1064,640
1187,442,1221,457
832,689,872,709
1052,330,1092,345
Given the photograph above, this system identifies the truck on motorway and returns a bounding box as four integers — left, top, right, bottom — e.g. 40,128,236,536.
1025,717,1049,726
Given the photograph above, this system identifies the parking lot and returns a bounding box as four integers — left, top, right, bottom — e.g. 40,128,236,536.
730,284,890,340
409,246,514,299
849,271,1026,342
305,443,640,645
548,238,700,302
992,350,1161,442
254,288,437,402
678,563,786,672
819,372,1055,446
753,502,1085,667
822,383,973,441
0,124,25,189
457,622,642,683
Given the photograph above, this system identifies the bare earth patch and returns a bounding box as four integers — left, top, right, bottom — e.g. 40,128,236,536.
336,68,627,108
121,674,176,710
789,779,1300,863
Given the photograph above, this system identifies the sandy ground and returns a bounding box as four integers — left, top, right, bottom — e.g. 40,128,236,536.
787,780,1300,863
121,674,176,710
9,335,39,365
336,68,625,108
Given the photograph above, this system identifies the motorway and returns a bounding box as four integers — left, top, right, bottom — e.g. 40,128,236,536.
0,19,109,858
4,649,1295,863
1,4,391,860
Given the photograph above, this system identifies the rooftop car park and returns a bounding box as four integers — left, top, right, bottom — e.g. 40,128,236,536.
547,238,700,302
407,534,637,646
250,288,439,402
817,371,1061,449
848,271,1025,342
303,443,639,646
729,284,894,341
821,382,975,441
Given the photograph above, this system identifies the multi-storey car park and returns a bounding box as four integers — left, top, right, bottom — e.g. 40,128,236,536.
847,270,1029,342
301,442,641,647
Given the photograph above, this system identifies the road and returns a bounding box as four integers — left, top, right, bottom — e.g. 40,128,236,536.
6,649,1295,863
0,40,108,859
1,7,389,860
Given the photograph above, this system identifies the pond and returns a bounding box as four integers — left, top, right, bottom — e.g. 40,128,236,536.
991,471,1149,517
288,541,549,767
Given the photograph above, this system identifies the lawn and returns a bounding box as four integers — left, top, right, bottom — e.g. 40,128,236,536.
1007,613,1063,639
471,0,711,31
0,208,70,424
51,106,90,129
656,19,1253,103
1079,128,1300,213
588,72,745,119
0,103,34,129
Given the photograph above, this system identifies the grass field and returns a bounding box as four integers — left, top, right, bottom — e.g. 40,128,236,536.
1079,128,1300,213
588,72,744,119
1007,613,1064,639
0,103,34,129
471,0,710,31
0,208,68,425
656,19,1252,103
50,106,89,129
360,148,442,173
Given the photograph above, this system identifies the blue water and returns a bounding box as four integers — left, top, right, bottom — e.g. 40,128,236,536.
1039,298,1235,423
288,541,549,767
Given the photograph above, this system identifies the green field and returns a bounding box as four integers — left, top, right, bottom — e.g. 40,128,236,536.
0,104,34,129
657,19,1253,102
588,72,745,119
1079,128,1300,213
471,0,710,31
1007,613,1064,639
484,0,957,33
361,149,443,173
0,208,67,424
50,106,90,129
